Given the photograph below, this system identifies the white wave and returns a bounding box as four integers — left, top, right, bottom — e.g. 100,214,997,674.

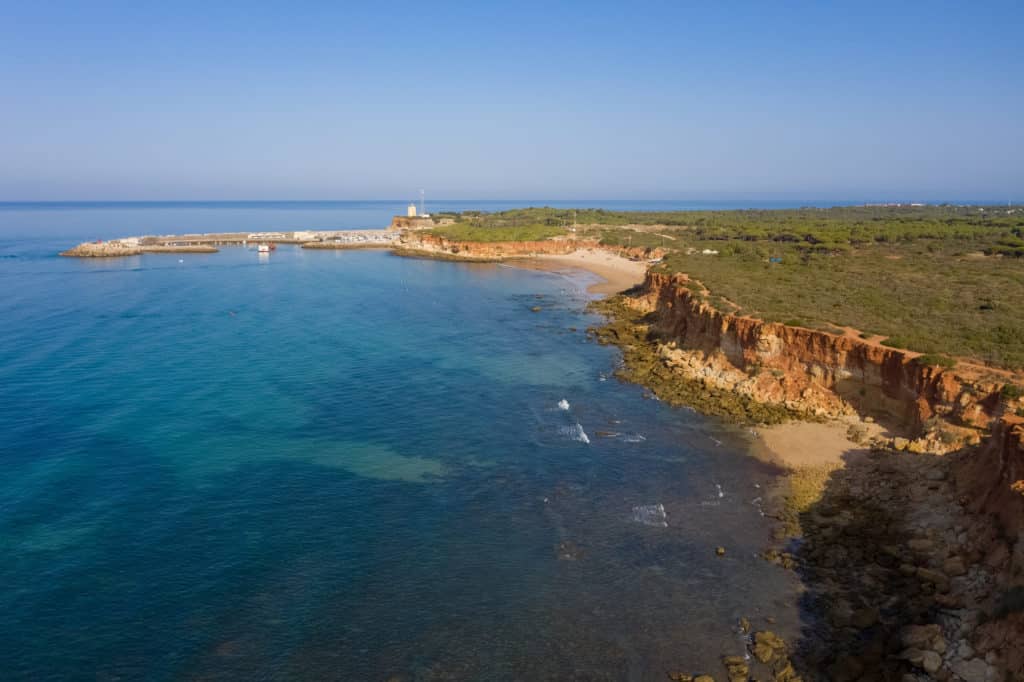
716,483,724,498
620,433,646,443
632,503,668,527
557,399,570,411
560,423,590,444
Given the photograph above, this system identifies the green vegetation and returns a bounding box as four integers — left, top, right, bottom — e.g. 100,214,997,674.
1001,384,1024,400
441,204,1023,249
916,354,957,369
441,204,1024,368
648,239,1024,368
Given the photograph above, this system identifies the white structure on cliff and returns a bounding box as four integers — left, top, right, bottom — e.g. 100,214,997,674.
407,203,417,217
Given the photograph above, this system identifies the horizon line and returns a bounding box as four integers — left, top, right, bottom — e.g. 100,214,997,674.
0,198,1017,206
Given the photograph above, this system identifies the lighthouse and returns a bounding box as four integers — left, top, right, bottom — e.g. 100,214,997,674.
407,202,417,218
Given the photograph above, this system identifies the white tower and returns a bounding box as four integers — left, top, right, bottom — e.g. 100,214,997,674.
407,202,417,218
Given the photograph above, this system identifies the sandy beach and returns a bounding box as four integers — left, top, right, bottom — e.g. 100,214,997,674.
509,249,649,295
750,418,888,469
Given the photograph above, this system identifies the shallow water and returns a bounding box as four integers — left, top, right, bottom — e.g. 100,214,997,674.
0,203,802,681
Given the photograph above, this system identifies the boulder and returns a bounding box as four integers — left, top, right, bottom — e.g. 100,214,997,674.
900,648,925,667
908,538,934,552
916,567,951,592
943,556,967,576
949,658,989,682
901,623,946,654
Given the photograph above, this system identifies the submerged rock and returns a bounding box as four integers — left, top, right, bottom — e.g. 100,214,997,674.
721,655,748,682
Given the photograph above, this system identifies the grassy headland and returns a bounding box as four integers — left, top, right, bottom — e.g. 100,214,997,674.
437,204,1024,369
431,204,1024,679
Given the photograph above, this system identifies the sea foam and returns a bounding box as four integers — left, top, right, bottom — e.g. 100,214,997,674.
560,422,590,444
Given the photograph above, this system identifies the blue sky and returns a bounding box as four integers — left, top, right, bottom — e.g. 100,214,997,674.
1,1,1021,201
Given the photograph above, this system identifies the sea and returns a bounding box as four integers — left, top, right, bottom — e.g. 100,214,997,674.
0,201,809,681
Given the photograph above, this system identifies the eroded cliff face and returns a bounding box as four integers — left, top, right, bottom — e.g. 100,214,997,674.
397,233,668,262
957,417,1024,531
630,271,1019,453
399,233,599,259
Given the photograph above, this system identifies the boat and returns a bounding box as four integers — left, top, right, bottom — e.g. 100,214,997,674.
258,243,271,253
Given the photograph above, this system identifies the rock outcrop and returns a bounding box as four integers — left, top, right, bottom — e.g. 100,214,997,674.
60,242,218,257
60,241,143,257
396,233,668,266
627,271,1019,451
599,269,1024,680
397,233,600,260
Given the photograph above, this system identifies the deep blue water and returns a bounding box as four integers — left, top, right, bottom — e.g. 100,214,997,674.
0,203,802,680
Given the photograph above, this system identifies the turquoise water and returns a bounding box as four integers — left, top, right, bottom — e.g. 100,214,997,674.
0,203,802,680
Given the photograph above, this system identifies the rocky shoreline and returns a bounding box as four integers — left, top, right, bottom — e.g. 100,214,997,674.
590,273,1024,681
60,242,218,257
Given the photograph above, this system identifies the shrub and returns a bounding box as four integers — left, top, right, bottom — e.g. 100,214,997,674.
880,336,911,349
916,354,957,369
1001,384,1024,400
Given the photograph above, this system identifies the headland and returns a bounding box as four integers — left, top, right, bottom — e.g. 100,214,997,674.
59,203,1024,679
395,204,1024,680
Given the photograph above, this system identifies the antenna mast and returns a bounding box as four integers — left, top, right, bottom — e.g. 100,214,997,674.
419,189,425,216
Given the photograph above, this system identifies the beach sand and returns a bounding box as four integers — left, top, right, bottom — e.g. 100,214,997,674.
509,249,649,295
751,417,890,469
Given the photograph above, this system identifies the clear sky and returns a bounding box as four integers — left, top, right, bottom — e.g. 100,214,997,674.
1,1,1021,201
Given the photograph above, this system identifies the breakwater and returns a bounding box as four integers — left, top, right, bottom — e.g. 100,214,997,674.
61,229,398,257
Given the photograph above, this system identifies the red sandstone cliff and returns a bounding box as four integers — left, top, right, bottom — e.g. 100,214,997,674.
634,269,1024,566
631,271,1019,449
958,416,1024,538
399,233,668,262
399,233,600,259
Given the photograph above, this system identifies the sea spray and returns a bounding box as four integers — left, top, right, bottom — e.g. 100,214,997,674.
563,422,590,444
631,503,668,527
